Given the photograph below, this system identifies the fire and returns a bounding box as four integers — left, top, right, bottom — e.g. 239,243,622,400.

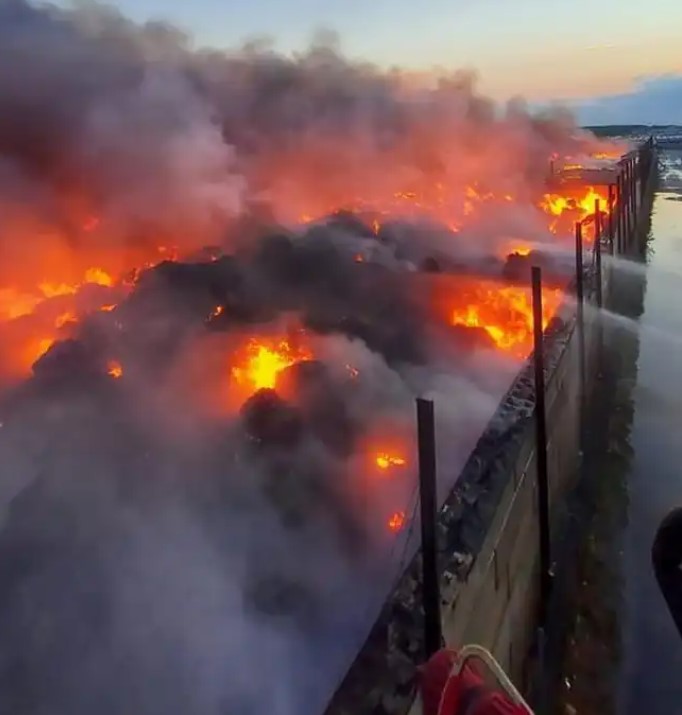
0,289,42,321
375,453,406,470
447,279,563,358
592,150,622,160
540,185,611,232
0,263,129,379
17,267,115,306
231,337,313,395
506,244,532,257
55,311,76,329
387,511,406,533
26,338,55,367
107,360,123,379
291,179,612,247
84,268,114,287
39,282,78,299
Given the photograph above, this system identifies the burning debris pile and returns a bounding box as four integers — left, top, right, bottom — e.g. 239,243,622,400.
0,2,625,714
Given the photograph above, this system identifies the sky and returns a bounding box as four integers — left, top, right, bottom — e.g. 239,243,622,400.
55,0,682,124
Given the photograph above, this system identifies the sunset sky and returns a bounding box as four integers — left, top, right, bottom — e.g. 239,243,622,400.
58,0,682,123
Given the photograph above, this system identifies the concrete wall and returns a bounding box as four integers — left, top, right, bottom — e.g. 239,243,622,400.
429,295,601,694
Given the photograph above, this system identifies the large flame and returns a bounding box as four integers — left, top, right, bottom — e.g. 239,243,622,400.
451,282,563,357
540,185,611,236
423,274,564,359
231,337,314,399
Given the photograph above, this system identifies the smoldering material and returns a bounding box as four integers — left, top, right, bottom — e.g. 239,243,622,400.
0,210,557,715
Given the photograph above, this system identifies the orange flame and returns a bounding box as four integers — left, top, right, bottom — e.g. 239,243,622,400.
0,288,42,321
388,511,406,533
441,277,563,358
27,338,55,367
375,453,406,470
55,311,76,329
231,337,313,396
84,268,114,287
107,360,123,379
540,185,611,235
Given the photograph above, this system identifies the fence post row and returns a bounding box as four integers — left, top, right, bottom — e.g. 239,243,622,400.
411,136,654,663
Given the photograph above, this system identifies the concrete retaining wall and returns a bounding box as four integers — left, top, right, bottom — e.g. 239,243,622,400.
437,304,601,689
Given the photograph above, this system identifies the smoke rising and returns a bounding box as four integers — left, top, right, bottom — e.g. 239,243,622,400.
0,2,624,713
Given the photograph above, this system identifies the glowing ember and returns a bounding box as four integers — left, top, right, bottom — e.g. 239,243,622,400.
99,304,117,312
210,305,224,319
231,338,313,394
107,360,123,379
375,453,406,470
388,511,406,533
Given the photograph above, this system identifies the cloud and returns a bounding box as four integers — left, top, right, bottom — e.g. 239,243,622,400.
573,74,682,126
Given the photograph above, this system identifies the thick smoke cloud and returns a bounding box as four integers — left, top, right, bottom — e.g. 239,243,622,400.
0,2,616,714
0,0,607,281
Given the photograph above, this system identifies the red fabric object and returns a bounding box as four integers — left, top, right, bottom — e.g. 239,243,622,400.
418,649,530,715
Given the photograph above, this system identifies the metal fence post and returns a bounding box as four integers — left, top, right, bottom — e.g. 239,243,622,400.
616,173,623,254
631,158,638,228
575,222,586,405
416,397,442,657
623,161,632,250
531,266,552,624
607,184,615,254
